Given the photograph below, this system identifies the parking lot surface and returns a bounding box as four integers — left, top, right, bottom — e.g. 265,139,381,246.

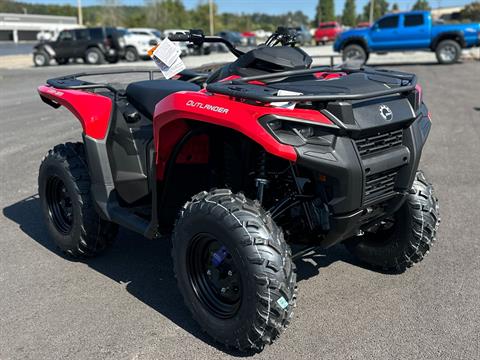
0,61,479,360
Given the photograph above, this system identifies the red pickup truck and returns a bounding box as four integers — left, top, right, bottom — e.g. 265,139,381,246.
314,22,342,45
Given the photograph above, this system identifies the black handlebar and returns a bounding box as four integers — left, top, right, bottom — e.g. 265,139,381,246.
168,30,244,58
168,33,190,42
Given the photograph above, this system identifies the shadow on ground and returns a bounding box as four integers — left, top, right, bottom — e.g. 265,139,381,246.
3,194,366,356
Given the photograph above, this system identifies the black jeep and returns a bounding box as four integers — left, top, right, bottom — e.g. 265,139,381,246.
33,27,126,66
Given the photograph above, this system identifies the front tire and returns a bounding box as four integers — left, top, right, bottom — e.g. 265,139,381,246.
342,44,368,65
172,189,297,351
33,51,50,67
345,171,440,272
38,142,118,257
435,39,461,64
124,47,139,62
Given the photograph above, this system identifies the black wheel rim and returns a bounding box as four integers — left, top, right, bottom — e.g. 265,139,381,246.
187,234,242,319
46,176,73,234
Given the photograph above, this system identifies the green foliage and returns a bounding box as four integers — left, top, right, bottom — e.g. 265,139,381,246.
361,0,390,22
315,0,335,24
0,0,312,33
460,2,480,21
145,0,189,29
412,0,430,11
342,0,357,27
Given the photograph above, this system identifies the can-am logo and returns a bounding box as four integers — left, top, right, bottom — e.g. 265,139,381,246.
186,100,229,114
379,104,393,121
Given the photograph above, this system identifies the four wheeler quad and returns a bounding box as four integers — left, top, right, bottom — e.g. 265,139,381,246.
37,27,440,351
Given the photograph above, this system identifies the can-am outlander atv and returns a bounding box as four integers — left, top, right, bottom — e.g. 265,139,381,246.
37,28,440,351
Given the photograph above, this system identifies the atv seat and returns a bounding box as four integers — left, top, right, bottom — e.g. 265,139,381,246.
126,79,201,119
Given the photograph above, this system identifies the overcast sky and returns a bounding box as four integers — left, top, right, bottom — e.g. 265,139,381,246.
20,0,472,16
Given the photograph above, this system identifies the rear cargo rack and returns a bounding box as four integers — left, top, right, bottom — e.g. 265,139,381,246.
46,69,165,94
206,66,417,103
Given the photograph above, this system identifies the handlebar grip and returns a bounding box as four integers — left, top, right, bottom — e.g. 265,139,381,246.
168,33,190,42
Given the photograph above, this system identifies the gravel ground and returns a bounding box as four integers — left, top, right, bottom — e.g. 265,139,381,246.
0,61,479,360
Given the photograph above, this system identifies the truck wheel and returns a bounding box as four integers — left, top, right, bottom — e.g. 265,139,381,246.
124,47,139,62
342,44,368,65
38,142,118,257
85,48,105,65
33,51,50,67
435,40,461,64
172,189,297,351
345,171,440,273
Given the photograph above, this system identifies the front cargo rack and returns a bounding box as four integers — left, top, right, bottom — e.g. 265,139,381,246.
205,66,417,103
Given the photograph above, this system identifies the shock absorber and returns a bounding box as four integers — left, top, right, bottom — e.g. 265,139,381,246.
255,151,269,203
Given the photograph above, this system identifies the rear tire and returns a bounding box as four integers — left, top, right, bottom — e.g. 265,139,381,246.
342,44,368,65
38,142,118,257
172,189,297,351
33,51,50,67
85,48,105,65
345,171,440,272
435,39,461,64
124,47,139,62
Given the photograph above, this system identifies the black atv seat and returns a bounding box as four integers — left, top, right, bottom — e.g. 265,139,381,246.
126,79,201,119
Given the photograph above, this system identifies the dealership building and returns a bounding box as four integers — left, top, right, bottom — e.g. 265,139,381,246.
0,13,78,42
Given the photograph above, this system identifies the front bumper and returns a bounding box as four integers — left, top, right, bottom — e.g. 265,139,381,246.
295,104,431,246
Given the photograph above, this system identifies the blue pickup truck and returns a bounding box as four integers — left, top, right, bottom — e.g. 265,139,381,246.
334,11,480,64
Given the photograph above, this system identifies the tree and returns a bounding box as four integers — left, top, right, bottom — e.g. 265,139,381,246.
315,0,335,25
189,1,222,34
412,0,430,11
101,0,124,27
145,0,188,29
362,0,389,22
460,1,480,21
342,0,356,26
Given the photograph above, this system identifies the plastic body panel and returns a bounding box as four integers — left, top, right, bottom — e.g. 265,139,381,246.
152,90,334,179
38,85,112,140
293,105,431,247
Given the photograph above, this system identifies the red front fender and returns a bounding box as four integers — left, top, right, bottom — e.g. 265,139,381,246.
153,90,334,178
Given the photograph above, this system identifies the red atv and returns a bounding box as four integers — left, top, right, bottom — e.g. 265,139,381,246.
37,28,439,351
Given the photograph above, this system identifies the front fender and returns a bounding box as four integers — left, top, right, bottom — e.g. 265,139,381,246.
153,90,334,177
36,44,56,57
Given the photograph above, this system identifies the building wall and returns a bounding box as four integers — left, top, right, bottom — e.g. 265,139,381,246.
0,13,78,42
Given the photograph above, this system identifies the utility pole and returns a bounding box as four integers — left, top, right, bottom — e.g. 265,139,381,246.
77,0,83,25
209,0,214,35
369,0,375,24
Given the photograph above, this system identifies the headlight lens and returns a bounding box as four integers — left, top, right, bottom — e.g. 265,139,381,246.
261,116,337,147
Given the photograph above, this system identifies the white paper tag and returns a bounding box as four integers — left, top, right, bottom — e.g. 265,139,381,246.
152,38,181,67
271,89,303,109
156,56,186,79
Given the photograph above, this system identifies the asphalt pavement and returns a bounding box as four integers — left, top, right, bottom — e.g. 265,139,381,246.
0,61,479,360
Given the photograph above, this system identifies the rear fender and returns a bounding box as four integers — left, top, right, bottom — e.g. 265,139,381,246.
38,85,113,140
36,44,56,57
153,90,334,179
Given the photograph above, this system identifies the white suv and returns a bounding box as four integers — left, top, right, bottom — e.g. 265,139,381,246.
118,29,158,62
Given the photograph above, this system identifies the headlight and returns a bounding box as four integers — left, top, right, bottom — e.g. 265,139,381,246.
260,115,337,147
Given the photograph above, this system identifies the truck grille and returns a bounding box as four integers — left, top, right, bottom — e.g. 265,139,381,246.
364,169,398,205
355,129,403,157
